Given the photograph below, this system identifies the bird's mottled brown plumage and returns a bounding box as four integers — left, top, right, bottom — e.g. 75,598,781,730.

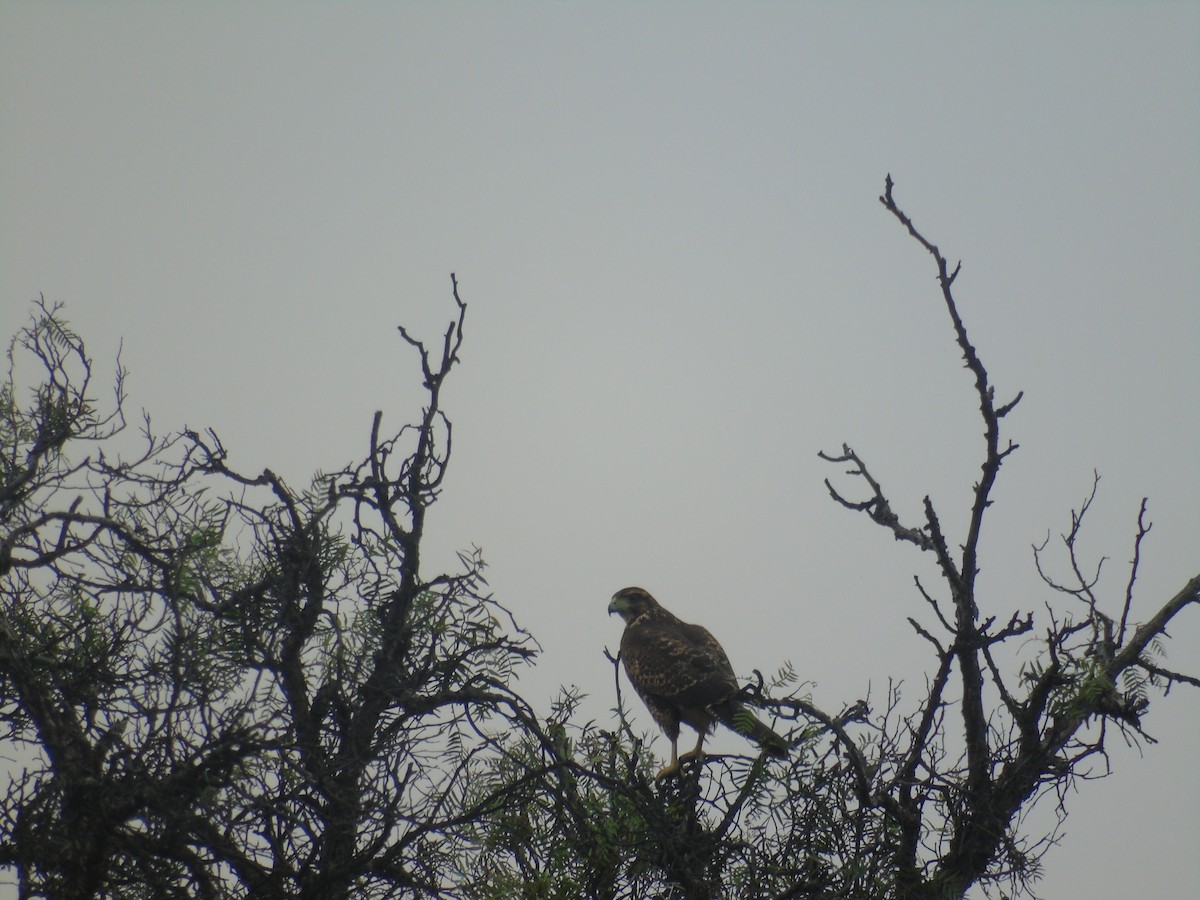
608,586,788,778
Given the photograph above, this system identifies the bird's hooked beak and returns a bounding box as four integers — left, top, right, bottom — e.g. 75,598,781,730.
608,591,635,618
609,587,650,622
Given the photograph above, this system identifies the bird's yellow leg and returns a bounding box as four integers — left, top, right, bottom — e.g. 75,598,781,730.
678,732,707,766
655,737,681,780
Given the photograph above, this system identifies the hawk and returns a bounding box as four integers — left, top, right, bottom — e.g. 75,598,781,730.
608,586,788,779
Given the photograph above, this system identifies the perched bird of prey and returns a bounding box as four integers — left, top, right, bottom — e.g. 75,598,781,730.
608,586,788,779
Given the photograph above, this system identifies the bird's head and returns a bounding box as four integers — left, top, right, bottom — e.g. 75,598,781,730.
608,586,659,624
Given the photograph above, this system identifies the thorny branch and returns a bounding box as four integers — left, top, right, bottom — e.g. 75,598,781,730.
1,279,548,900
810,176,1200,900
4,191,1197,900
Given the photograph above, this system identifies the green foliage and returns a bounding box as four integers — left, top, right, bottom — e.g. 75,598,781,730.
0,298,542,899
2,291,1194,900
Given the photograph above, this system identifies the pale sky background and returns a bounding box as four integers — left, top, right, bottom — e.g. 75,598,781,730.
2,4,1198,898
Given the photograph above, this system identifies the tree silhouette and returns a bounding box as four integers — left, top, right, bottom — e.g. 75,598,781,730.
461,179,1200,900
2,182,1196,899
1,282,546,898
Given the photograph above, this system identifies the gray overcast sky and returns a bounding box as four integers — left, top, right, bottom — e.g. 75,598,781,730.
2,3,1198,897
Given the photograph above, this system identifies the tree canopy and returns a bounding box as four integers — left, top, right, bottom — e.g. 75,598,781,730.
2,183,1196,899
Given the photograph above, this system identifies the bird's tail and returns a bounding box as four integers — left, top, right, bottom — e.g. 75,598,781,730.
718,701,789,758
